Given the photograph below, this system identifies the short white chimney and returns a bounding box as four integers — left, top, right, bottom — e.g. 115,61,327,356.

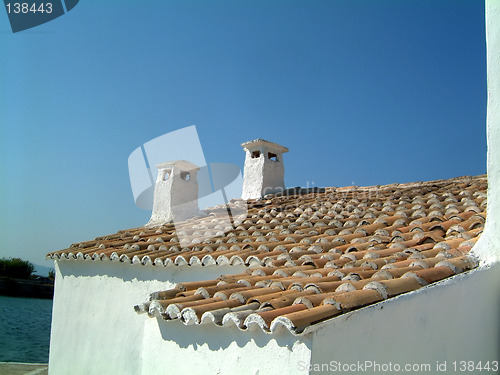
241,139,289,200
147,160,201,225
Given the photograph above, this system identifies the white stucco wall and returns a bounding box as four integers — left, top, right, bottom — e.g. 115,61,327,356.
141,319,311,375
472,0,500,263
48,261,311,375
49,255,500,375
48,261,246,375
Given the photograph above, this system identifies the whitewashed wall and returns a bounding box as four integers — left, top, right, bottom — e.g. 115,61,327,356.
48,261,243,374
472,0,500,263
48,261,311,375
141,320,312,375
49,260,500,375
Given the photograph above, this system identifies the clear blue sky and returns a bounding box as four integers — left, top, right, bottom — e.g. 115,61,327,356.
0,0,487,267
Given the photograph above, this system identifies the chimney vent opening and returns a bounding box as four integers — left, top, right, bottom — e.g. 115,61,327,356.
252,150,261,159
162,169,172,181
180,171,191,181
268,152,278,162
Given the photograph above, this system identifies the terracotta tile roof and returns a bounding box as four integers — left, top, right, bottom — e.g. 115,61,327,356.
48,174,487,334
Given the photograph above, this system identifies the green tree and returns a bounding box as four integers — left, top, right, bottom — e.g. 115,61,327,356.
0,257,35,279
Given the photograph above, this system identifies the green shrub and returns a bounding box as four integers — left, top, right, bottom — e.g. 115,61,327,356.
0,257,35,279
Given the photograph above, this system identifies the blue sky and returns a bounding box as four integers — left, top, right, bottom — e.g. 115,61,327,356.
0,0,487,267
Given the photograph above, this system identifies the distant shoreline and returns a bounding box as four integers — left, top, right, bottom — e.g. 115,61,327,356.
0,362,49,375
0,277,54,299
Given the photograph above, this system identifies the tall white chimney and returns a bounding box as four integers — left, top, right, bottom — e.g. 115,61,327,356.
241,139,289,200
147,160,201,225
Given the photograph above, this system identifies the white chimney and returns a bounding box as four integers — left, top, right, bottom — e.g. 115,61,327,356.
147,160,201,225
241,139,289,200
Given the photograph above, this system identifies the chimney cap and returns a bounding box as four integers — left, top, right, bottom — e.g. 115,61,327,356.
241,139,289,153
156,160,200,171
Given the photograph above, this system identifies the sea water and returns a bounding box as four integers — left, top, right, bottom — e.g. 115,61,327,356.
0,295,52,363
